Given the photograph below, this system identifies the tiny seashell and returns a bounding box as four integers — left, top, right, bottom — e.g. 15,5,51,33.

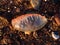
52,31,59,40
30,0,41,10
11,14,47,33
54,14,60,26
0,16,9,28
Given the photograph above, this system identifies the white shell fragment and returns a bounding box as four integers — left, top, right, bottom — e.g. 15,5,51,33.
52,31,59,40
11,14,47,34
30,0,41,10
